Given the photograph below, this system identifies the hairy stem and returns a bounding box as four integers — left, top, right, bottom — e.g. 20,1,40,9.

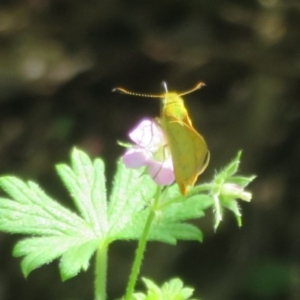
124,186,162,300
95,241,109,300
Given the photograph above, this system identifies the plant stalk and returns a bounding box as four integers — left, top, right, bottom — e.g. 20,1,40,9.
124,186,161,300
95,241,109,300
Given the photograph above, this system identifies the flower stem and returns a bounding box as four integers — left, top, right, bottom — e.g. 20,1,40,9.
95,241,109,300
213,193,222,230
124,186,162,300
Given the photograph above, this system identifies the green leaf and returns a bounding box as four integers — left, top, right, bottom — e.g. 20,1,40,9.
56,148,107,235
60,239,101,280
0,178,92,236
112,193,210,244
159,195,210,222
151,223,203,243
13,236,99,278
229,175,257,187
132,277,198,300
107,159,156,238
222,150,242,177
0,148,105,279
222,198,242,227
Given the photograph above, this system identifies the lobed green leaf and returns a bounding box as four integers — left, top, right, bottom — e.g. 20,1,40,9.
107,159,156,238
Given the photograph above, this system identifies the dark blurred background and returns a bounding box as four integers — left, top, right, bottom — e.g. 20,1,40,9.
0,0,299,299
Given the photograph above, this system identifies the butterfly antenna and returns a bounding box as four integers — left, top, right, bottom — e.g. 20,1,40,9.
179,82,206,97
112,87,162,98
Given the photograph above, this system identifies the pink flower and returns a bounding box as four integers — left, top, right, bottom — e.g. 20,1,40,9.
123,119,175,186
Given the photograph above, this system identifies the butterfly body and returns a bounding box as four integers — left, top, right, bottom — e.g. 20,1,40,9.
160,92,209,195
